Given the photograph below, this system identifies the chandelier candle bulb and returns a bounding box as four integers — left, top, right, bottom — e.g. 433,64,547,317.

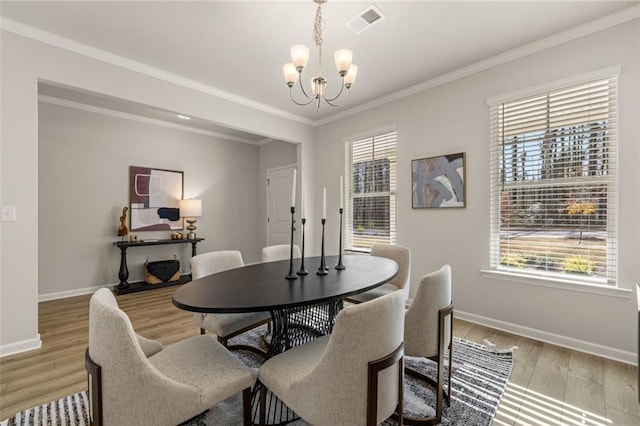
291,169,297,208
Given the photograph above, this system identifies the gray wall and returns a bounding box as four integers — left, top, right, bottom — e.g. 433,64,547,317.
38,101,261,297
313,20,640,360
258,140,298,249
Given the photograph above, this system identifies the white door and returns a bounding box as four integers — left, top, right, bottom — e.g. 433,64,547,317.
266,166,296,246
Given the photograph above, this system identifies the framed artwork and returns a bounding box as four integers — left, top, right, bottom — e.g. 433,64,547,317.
412,152,466,208
129,166,184,231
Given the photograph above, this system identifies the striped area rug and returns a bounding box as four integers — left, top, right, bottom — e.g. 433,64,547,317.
1,338,513,426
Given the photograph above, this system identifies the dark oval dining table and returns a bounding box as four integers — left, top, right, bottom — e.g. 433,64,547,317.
172,254,399,314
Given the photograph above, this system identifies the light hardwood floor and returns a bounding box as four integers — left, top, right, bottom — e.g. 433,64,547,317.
0,286,638,424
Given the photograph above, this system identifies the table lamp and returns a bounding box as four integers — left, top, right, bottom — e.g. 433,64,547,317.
180,199,202,239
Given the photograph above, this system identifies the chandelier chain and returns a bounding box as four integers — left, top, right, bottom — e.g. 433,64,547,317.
313,2,323,47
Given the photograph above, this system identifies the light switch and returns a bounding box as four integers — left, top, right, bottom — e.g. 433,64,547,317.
1,206,16,221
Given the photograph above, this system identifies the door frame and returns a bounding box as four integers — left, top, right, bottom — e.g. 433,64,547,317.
265,163,297,246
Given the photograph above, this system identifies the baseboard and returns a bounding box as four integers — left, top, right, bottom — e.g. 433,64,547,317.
38,284,109,302
0,334,41,357
455,309,637,366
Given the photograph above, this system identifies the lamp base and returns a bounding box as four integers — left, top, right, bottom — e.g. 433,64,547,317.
187,232,196,240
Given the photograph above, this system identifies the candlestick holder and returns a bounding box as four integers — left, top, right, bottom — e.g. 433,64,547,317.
336,208,345,270
297,218,308,275
285,206,298,280
317,218,328,275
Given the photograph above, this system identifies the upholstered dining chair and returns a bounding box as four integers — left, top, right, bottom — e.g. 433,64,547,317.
261,244,301,262
86,288,254,426
403,265,454,425
346,244,411,304
257,290,405,426
191,250,271,354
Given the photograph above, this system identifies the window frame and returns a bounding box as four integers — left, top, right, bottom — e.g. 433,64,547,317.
486,67,621,292
344,128,397,253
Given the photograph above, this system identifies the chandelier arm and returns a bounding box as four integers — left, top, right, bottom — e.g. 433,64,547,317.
323,97,341,107
323,79,346,103
297,73,313,100
290,87,316,106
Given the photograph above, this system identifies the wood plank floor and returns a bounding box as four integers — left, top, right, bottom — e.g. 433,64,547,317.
1,286,638,424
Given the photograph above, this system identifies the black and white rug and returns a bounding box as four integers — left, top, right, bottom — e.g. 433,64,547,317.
2,329,513,426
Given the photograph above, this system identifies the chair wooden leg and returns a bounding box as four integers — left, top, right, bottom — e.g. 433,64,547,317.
368,343,404,426
242,387,251,426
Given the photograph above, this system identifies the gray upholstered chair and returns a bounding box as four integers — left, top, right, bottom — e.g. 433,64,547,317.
257,290,405,426
86,288,254,426
403,265,454,425
191,250,271,354
261,244,301,262
346,244,411,304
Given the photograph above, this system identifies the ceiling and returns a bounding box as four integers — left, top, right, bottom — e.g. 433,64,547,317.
1,1,638,138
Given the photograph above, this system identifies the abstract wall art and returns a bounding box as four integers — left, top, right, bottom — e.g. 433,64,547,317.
412,152,466,208
129,166,184,231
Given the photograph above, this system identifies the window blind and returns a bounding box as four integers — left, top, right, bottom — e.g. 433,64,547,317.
345,130,397,252
489,76,617,284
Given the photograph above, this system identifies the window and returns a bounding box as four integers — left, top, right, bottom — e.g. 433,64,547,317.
345,130,397,252
489,73,617,285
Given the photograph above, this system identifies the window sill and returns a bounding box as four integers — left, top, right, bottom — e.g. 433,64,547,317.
480,269,632,299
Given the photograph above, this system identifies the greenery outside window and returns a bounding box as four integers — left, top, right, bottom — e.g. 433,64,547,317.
344,130,397,252
489,72,618,285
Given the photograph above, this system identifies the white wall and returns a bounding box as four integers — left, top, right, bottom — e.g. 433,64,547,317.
38,102,261,297
0,30,313,356
313,20,640,362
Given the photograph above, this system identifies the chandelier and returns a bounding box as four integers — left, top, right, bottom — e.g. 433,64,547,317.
283,0,358,111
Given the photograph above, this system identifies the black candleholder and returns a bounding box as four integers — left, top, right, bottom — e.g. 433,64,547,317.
336,208,345,270
285,206,298,280
297,218,308,275
317,218,328,275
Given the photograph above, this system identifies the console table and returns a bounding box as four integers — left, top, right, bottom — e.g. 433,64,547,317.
113,238,204,295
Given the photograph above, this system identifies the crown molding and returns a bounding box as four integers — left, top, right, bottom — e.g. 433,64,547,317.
0,16,315,127
39,95,261,145
316,4,640,126
3,5,639,129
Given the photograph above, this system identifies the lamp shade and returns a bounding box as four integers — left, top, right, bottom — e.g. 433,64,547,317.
179,199,202,218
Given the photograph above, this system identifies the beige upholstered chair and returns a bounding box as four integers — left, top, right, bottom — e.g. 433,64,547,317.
257,290,405,426
191,250,271,353
261,244,301,262
346,244,411,304
86,288,254,426
403,265,454,425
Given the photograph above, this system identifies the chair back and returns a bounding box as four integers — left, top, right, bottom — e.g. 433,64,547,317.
404,265,452,358
299,290,405,424
261,244,301,262
191,250,244,280
88,288,198,425
371,244,411,298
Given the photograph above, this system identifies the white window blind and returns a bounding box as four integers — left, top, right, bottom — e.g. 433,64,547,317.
489,76,617,285
344,130,397,252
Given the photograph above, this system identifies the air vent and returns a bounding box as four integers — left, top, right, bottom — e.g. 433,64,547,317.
345,5,386,34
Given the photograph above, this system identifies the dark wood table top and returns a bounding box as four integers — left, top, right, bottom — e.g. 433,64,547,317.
172,254,398,313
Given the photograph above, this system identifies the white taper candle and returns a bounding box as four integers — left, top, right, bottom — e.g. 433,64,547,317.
322,187,326,219
301,184,306,219
290,169,296,208
340,176,344,210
